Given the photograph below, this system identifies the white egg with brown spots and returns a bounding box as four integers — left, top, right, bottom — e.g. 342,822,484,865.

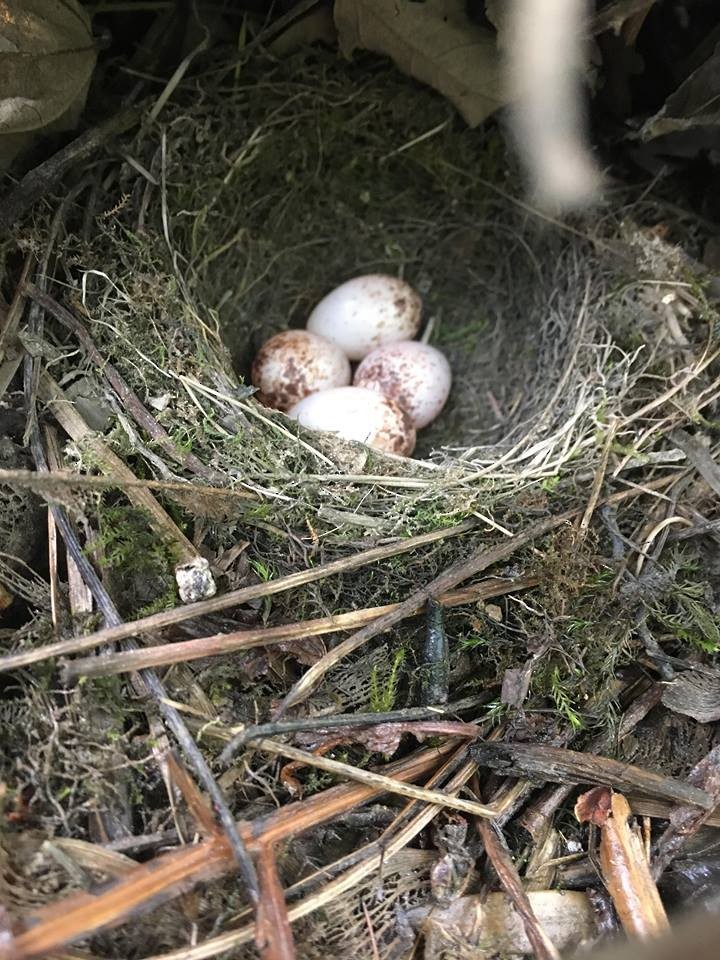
354,340,451,429
306,274,422,361
251,330,351,412
287,386,416,456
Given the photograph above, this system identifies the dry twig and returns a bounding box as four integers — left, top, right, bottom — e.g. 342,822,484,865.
576,787,669,940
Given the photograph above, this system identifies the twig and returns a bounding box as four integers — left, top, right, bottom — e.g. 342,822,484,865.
23,352,256,904
576,788,669,940
24,283,222,484
473,789,560,960
652,744,720,880
0,104,145,232
145,751,480,960
7,742,458,958
272,475,680,716
62,577,538,681
274,511,577,715
219,694,489,763
37,371,201,569
0,466,257,501
255,843,296,960
0,519,477,672
520,682,664,837
471,742,713,809
163,752,218,838
0,254,32,369
250,736,496,818
578,420,617,536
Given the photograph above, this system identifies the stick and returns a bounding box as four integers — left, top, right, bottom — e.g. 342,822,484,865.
251,737,496,818
38,371,200,568
652,744,720,880
7,742,457,959
255,843,296,960
0,520,477,672
62,577,537,681
271,475,680,716
219,694,489,762
0,466,256,501
471,742,713,809
474,804,560,960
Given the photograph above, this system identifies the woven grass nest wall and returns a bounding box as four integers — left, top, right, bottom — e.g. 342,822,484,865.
3,42,720,960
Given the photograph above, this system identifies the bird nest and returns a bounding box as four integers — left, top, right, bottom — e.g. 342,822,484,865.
2,43,720,960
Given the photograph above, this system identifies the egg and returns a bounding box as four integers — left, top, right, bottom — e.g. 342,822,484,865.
306,274,422,361
287,386,416,456
354,340,452,429
251,330,351,411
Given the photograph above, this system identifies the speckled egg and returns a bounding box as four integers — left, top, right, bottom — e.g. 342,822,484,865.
287,386,416,456
251,330,351,411
306,274,422,361
354,341,452,429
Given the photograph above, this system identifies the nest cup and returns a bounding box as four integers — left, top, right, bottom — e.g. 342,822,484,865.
21,49,704,539
64,51,636,493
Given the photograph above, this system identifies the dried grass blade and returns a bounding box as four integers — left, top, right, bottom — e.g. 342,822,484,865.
0,520,477,672
62,577,537,680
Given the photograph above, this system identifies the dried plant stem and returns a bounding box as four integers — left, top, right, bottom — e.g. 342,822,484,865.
255,843,296,960
63,576,538,680
25,283,222,483
8,742,457,959
0,466,257,500
474,805,560,960
0,469,260,501
250,737,494,817
274,475,679,716
576,789,669,940
275,510,575,715
0,105,145,232
0,519,477,672
145,750,479,960
38,371,199,566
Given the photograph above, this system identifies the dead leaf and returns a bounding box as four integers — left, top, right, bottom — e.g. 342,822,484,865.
638,43,720,142
422,890,597,958
0,0,96,165
334,0,503,127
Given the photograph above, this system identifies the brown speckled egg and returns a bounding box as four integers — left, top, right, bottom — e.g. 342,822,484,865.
251,330,351,411
306,275,422,361
287,386,416,456
354,341,451,429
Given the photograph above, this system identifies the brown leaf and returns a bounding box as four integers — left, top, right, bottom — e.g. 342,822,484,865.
0,0,96,166
423,890,597,958
334,0,503,127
